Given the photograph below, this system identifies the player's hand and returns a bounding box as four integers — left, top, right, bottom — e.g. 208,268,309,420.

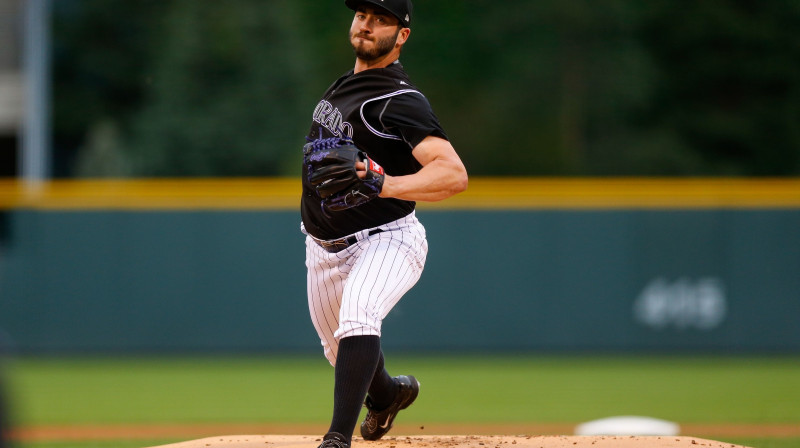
303,137,385,211
355,160,367,179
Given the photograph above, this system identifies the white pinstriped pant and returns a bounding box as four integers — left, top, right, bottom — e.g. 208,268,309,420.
304,212,428,366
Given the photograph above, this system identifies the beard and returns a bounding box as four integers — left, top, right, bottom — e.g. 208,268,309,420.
350,27,400,61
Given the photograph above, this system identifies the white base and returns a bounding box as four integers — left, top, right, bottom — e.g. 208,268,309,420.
574,415,681,436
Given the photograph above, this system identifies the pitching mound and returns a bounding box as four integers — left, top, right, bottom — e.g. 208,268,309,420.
146,434,751,448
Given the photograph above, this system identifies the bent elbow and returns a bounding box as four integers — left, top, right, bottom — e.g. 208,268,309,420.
437,172,468,201
455,172,469,194
443,172,468,199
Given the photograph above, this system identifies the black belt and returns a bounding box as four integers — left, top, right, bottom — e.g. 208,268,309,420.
313,228,384,253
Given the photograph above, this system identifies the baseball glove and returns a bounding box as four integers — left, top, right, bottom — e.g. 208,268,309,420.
303,137,385,212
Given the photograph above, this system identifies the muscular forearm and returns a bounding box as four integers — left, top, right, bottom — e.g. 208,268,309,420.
380,157,468,202
355,135,468,202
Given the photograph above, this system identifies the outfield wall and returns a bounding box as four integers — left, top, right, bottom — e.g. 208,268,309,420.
0,179,798,353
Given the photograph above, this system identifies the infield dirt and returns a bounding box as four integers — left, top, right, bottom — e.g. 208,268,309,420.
14,423,787,447
146,434,751,448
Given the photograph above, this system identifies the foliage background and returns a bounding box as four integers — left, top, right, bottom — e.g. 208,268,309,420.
50,0,800,178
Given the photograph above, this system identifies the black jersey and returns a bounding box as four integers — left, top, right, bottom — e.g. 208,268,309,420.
301,61,448,240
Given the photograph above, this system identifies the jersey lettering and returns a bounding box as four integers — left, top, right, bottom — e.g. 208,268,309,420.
303,62,442,240
313,100,354,139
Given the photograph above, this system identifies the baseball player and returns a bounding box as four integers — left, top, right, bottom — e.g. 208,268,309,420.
300,1,468,447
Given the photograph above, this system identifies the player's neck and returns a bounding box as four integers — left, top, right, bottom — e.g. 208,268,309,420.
354,53,400,74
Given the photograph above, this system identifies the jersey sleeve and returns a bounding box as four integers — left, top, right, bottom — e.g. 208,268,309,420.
362,92,448,149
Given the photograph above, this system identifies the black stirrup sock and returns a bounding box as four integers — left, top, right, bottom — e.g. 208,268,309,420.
367,350,398,410
327,335,382,442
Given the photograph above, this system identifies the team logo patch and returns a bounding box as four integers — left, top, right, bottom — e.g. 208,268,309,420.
369,159,385,175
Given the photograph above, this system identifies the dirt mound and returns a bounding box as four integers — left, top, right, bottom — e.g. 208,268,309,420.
147,434,751,448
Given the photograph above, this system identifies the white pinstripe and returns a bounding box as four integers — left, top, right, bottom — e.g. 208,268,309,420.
304,212,428,366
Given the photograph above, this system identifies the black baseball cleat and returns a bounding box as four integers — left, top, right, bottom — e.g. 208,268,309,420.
318,432,350,448
360,375,420,441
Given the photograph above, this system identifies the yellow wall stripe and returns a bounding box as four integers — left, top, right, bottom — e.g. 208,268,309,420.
426,178,800,210
1,178,799,211
0,179,300,210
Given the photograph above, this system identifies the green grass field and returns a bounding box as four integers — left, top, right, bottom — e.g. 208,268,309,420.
3,355,799,448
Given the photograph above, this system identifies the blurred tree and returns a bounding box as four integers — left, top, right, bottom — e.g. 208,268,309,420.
53,0,316,177
641,0,800,175
50,0,800,177
408,0,668,175
129,0,313,176
52,0,169,177
74,119,132,177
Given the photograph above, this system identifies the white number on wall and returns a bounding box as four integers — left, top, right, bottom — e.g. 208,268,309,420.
633,277,727,331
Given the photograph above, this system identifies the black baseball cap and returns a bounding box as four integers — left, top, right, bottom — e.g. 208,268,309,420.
344,0,413,28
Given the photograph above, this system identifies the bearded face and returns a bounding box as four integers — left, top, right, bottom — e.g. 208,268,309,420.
350,26,401,62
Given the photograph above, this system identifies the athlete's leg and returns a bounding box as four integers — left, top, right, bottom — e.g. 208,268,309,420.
308,214,428,444
327,218,427,442
366,351,396,407
327,335,381,441
334,223,428,341
305,237,355,366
